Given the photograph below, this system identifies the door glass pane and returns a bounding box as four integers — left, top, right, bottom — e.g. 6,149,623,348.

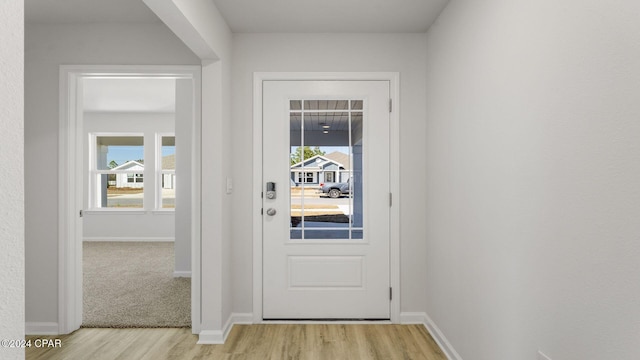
289,100,363,240
303,100,349,111
351,112,363,239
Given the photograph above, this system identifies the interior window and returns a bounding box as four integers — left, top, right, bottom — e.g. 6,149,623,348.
92,135,144,209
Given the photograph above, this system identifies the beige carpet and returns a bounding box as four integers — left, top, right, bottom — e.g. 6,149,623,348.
82,242,190,328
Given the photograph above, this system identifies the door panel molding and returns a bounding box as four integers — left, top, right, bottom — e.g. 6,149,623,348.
252,72,400,323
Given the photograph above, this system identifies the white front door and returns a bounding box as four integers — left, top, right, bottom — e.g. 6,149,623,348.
262,80,391,319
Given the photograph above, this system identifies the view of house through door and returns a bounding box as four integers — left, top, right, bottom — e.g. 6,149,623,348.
263,80,391,319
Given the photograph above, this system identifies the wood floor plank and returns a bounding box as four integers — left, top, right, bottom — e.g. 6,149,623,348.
26,325,448,360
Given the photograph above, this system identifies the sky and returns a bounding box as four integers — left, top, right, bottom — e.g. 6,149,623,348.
106,145,175,166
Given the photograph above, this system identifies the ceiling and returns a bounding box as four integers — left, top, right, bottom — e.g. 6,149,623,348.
212,0,449,33
83,78,176,113
26,0,449,33
25,0,161,23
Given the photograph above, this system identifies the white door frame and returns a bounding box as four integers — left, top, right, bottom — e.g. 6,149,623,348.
252,72,401,323
58,65,202,334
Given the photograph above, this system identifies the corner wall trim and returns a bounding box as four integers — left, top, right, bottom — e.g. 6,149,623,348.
198,313,253,345
400,312,463,360
26,322,59,335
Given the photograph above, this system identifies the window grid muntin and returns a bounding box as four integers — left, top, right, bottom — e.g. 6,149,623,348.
289,99,363,241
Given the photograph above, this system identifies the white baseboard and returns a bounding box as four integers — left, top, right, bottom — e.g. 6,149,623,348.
198,313,253,345
259,320,392,324
197,330,224,344
198,310,458,358
222,313,253,341
26,322,59,335
400,312,463,360
400,312,429,324
173,271,192,278
83,237,175,242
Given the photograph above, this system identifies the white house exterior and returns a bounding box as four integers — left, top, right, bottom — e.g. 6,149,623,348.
162,173,175,189
112,160,144,189
110,156,175,189
290,151,351,185
161,154,176,189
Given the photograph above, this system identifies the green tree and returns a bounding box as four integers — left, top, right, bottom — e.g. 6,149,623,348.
290,146,325,165
108,160,118,169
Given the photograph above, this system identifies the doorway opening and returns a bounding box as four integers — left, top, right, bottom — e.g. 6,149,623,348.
58,66,201,334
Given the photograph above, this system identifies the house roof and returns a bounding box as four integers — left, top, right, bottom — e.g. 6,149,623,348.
110,155,175,170
162,154,175,170
290,152,350,171
291,154,326,169
324,152,350,170
112,160,144,170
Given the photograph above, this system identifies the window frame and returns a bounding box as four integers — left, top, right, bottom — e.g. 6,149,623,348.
157,133,176,211
296,171,316,184
88,132,146,211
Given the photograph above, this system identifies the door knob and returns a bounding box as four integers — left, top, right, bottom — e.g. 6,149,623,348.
266,208,277,216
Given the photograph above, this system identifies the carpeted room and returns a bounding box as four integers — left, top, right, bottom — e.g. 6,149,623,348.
82,241,190,328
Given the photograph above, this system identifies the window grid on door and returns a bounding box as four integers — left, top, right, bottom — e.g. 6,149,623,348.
289,99,364,241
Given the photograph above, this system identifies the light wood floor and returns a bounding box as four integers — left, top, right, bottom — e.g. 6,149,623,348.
26,324,447,360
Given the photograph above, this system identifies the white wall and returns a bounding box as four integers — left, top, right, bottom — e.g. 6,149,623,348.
82,112,176,240
144,0,235,338
174,79,193,276
176,0,235,335
25,22,199,325
424,0,640,359
0,1,24,359
231,33,429,314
